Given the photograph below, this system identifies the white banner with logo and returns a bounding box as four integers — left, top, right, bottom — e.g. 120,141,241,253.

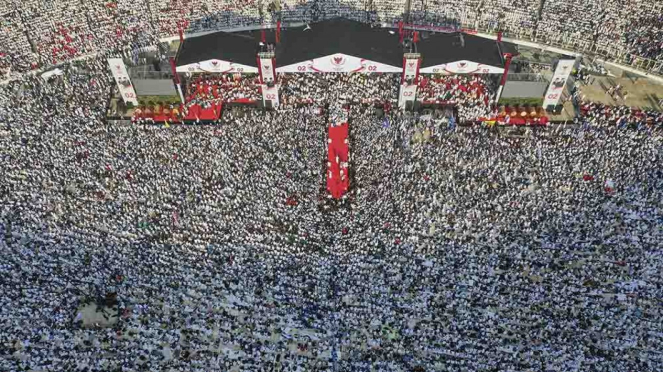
419,60,504,74
276,53,401,73
108,58,138,105
542,59,575,108
398,83,417,109
262,84,279,107
259,57,276,84
403,58,419,81
176,59,259,74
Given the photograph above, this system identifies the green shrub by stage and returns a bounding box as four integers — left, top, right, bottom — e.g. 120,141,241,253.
138,95,180,106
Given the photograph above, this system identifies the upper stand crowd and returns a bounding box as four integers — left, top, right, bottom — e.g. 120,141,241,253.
2,0,663,79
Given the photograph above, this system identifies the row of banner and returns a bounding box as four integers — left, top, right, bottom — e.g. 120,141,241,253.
110,55,577,112
175,54,505,75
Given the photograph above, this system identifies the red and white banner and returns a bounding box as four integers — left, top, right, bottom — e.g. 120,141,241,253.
176,59,259,74
402,58,419,82
398,83,417,109
108,58,138,105
419,60,504,74
259,57,276,84
276,53,401,73
542,59,575,108
262,84,279,107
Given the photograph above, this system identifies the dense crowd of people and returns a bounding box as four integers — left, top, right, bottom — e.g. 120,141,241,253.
1,54,663,372
1,0,663,79
185,74,262,103
417,75,496,123
579,100,663,128
279,73,399,108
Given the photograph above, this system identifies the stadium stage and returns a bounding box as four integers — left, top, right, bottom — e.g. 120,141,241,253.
174,18,516,76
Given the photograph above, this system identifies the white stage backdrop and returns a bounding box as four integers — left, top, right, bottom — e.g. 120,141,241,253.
177,59,259,74
419,60,504,74
277,53,401,73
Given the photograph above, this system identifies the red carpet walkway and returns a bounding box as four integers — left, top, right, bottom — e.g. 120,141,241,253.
327,122,350,199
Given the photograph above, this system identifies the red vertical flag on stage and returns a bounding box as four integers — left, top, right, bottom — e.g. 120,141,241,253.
276,21,281,43
169,57,180,85
261,29,266,43
398,21,404,43
177,20,185,44
413,31,419,44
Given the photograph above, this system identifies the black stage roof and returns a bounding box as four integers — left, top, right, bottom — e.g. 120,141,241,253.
417,32,517,68
273,19,404,66
176,18,516,69
175,30,261,67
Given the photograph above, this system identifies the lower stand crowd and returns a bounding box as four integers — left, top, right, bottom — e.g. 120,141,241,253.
1,57,663,372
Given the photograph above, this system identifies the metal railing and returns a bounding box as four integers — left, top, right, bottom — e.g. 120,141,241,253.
505,73,549,83
129,70,174,80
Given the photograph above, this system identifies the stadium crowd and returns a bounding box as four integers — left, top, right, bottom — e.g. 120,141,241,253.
1,56,663,372
2,0,663,79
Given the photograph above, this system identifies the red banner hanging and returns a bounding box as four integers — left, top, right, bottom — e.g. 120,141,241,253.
276,21,281,43
169,57,180,85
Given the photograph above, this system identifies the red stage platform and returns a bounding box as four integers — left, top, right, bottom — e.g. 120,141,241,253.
327,122,349,199
183,103,223,121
